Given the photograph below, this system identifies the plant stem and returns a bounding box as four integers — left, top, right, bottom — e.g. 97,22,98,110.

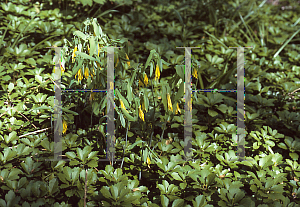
120,123,129,169
84,168,87,207
149,78,156,148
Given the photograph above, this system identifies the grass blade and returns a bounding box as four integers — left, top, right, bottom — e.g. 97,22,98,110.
274,28,300,58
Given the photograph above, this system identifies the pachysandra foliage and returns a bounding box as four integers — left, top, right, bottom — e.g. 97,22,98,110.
0,0,300,206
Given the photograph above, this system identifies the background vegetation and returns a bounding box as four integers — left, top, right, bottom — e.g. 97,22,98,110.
0,0,300,206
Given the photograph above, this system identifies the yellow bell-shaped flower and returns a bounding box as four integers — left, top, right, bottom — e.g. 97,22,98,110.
138,105,144,121
84,67,89,79
146,157,151,169
175,102,181,115
144,73,148,86
62,119,67,134
75,68,83,82
96,62,101,70
91,68,95,78
155,64,160,81
126,54,130,67
167,93,173,112
120,99,128,112
115,58,119,67
192,68,198,79
72,46,77,63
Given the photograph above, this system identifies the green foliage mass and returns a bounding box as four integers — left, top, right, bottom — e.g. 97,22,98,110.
0,0,300,206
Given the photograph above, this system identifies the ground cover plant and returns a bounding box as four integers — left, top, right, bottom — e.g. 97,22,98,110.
0,0,300,206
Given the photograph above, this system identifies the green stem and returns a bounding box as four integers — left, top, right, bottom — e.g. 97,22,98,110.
151,117,167,152
149,78,156,148
120,122,129,169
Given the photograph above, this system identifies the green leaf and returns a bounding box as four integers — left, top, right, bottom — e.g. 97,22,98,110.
5,131,17,144
62,108,79,115
89,35,96,56
289,153,299,160
259,155,272,168
150,62,154,78
206,54,212,62
161,195,169,207
65,189,75,197
253,142,259,149
170,172,182,181
127,82,133,102
193,195,207,207
94,0,106,4
217,104,228,113
92,101,99,116
121,107,135,122
175,65,184,80
174,81,184,102
87,159,98,168
66,151,76,159
25,58,36,66
92,18,100,37
35,75,43,84
208,109,218,117
172,199,184,207
7,83,14,93
3,75,11,81
77,148,83,161
74,30,86,40
110,185,118,200
161,85,168,112
115,88,130,109
119,113,126,128
143,89,149,113
145,50,154,71
75,51,97,61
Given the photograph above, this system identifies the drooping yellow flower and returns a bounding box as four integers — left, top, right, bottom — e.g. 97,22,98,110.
155,64,160,81
146,157,151,168
175,102,181,115
61,64,65,73
115,58,119,67
96,62,101,70
72,46,77,63
120,99,128,112
62,119,67,134
84,67,89,79
167,93,173,112
192,68,198,79
91,68,95,78
126,54,130,67
138,105,144,121
144,73,148,86
88,44,90,53
75,68,83,82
